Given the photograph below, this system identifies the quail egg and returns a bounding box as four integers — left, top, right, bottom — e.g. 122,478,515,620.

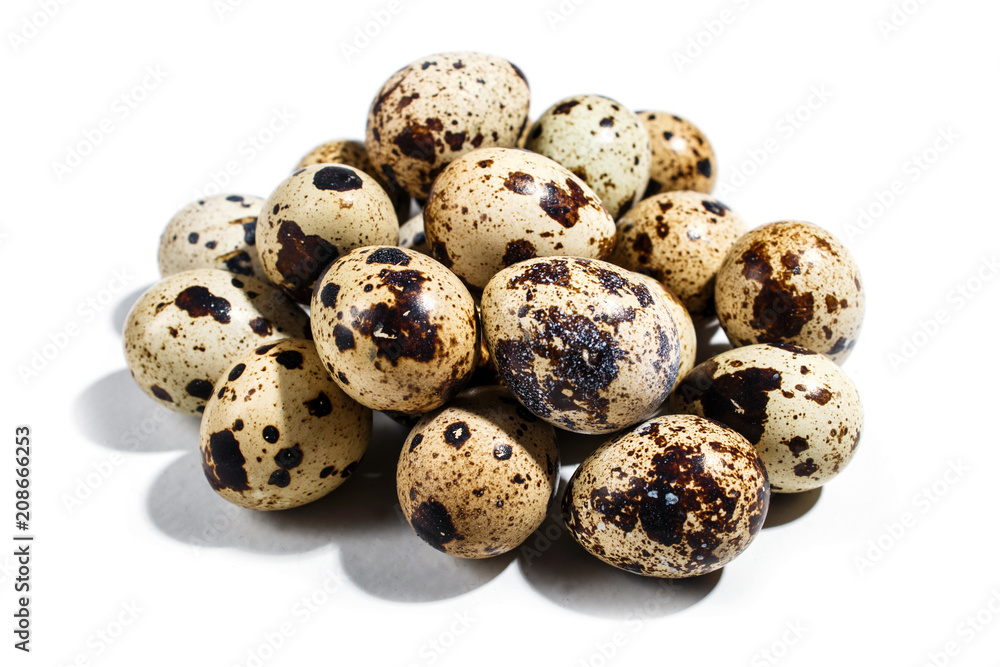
638,112,717,195
158,194,266,279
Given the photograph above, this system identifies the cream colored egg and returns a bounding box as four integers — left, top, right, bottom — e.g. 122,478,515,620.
668,343,863,493
562,414,769,577
424,146,616,289
638,111,717,195
199,338,372,510
397,386,558,558
122,269,311,416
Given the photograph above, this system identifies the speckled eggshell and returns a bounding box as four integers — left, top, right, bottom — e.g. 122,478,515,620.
294,139,410,221
311,246,479,419
638,112,717,195
199,339,372,510
397,213,429,255
714,221,865,363
525,95,651,220
562,414,769,578
365,52,530,200
157,194,266,279
634,274,697,381
397,386,558,558
257,164,398,302
612,191,747,317
481,257,681,434
123,269,311,416
668,343,863,493
423,146,616,289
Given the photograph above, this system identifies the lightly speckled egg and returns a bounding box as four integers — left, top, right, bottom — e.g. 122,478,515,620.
158,194,266,279
199,338,372,510
311,246,479,420
633,274,697,382
397,212,429,255
525,94,651,220
714,221,865,363
480,256,681,434
611,191,747,317
123,269,311,416
365,52,530,200
638,111,717,195
423,146,616,289
294,139,410,222
668,343,863,493
257,164,399,302
562,414,770,578
397,386,559,558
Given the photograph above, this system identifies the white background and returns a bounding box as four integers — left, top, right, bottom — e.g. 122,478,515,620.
3,0,999,665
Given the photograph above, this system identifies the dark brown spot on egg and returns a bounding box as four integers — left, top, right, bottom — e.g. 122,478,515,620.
228,364,246,381
353,270,438,365
553,100,579,115
675,362,781,444
333,324,356,351
313,165,363,191
203,429,249,492
393,118,443,163
304,392,332,417
268,469,291,487
274,350,303,369
444,422,471,448
174,286,231,323
249,317,272,337
493,443,513,460
320,466,335,478
738,242,815,340
366,247,411,266
786,436,809,457
262,425,279,443
408,433,423,453
274,220,339,301
274,444,303,469
696,159,712,178
502,239,536,266
320,283,340,308
794,459,818,477
444,131,466,151
410,500,461,551
185,379,213,400
503,171,537,195
151,385,173,402
538,179,591,228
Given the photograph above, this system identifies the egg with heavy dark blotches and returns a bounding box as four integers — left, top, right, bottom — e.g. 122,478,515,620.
638,112,717,196
397,386,558,558
633,274,697,382
365,52,530,200
424,147,616,289
311,246,479,419
157,194,266,279
714,221,865,363
199,339,371,510
668,343,863,493
525,94,651,220
294,139,410,222
123,269,311,416
562,414,769,578
612,191,747,318
256,164,398,302
481,257,681,434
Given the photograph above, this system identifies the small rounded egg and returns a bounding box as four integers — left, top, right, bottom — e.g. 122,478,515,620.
256,164,399,302
397,386,559,558
424,146,616,289
612,191,747,317
199,338,372,510
158,194,266,279
714,221,865,363
525,94,651,220
562,414,769,578
668,343,863,493
481,257,681,434
123,269,311,416
311,246,479,419
638,111,717,195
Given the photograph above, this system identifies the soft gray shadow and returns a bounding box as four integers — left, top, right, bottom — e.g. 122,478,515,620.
763,487,823,529
694,317,729,365
74,369,200,452
555,428,611,466
112,284,153,335
518,482,721,618
146,411,512,602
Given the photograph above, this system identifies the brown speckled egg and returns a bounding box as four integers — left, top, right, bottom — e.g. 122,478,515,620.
634,274,697,381
311,246,479,419
612,191,747,317
294,139,410,222
397,386,559,558
668,343,863,493
199,338,372,510
481,257,680,434
563,414,769,578
365,52,530,200
714,221,865,363
525,95,651,220
256,164,398,302
157,194,266,279
397,212,429,255
638,112,717,195
424,146,616,289
123,269,311,416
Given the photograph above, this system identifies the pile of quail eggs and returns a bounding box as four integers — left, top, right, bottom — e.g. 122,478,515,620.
124,52,865,579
